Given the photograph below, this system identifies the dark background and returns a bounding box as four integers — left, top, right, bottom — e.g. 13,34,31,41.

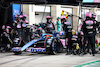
0,0,83,26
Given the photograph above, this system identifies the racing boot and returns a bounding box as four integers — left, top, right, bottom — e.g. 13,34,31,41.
79,52,85,56
92,51,95,56
66,50,72,55
92,54,95,56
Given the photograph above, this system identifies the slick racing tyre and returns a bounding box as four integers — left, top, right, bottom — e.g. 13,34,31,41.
46,38,57,55
14,51,22,55
46,38,64,55
51,39,57,55
56,38,64,53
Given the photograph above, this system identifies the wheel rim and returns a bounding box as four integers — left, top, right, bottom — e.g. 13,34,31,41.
52,40,57,52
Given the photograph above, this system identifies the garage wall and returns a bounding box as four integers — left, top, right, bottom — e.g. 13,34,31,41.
73,8,78,31
35,12,50,24
23,4,29,21
23,4,35,25
34,5,51,24
61,7,73,26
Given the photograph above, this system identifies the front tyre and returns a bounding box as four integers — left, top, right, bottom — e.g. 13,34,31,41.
46,38,57,55
14,52,22,55
50,39,57,55
56,38,64,53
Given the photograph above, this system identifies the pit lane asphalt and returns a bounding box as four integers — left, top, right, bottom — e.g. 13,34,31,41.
0,52,100,67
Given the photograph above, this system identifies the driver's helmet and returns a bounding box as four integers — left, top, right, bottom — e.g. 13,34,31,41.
60,31,65,36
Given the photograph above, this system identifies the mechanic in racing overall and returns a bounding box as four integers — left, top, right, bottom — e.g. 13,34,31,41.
60,16,73,55
91,13,100,53
60,16,66,37
45,16,55,34
0,25,12,52
12,15,21,39
64,22,73,55
81,12,96,56
60,16,66,31
21,14,29,42
1,25,8,52
77,31,83,54
92,13,100,34
13,15,20,29
87,13,99,54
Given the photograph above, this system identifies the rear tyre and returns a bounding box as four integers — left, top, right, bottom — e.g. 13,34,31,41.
56,38,64,53
46,39,57,55
46,38,64,55
50,39,57,55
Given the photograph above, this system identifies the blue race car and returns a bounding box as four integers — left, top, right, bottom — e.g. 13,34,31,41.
12,23,67,55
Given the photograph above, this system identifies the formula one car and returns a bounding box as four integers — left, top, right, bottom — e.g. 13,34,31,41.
12,33,67,55
11,23,67,55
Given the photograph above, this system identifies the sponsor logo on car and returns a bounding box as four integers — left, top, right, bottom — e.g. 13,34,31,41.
30,48,46,52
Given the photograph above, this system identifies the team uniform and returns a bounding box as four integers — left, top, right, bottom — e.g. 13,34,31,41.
81,12,96,56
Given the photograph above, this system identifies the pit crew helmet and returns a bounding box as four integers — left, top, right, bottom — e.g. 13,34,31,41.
15,14,20,19
85,12,92,18
72,29,76,35
7,26,11,29
25,20,29,24
46,16,51,19
23,14,27,18
60,16,66,19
